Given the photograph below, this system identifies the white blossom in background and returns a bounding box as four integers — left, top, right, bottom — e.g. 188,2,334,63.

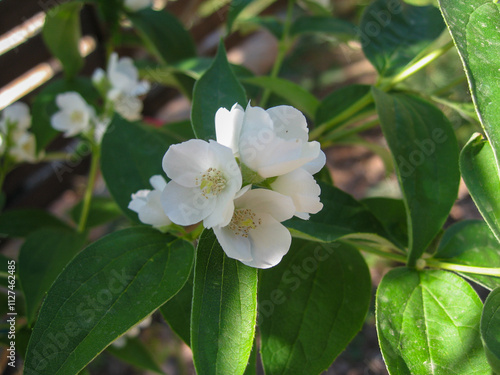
215,103,321,179
161,139,242,228
51,92,95,137
123,0,153,12
128,175,171,231
9,132,37,163
0,102,31,133
93,53,150,121
112,315,152,348
0,102,39,163
213,189,295,269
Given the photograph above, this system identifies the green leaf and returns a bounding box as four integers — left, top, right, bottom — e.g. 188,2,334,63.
460,133,500,243
435,220,500,290
127,9,196,64
377,268,489,374
244,16,284,39
191,230,257,375
227,0,254,33
127,8,197,97
290,16,357,39
260,240,371,374
284,182,390,244
438,0,500,170
362,197,408,248
18,228,87,325
160,272,193,345
0,209,70,238
298,0,332,15
42,2,83,79
373,89,460,267
24,227,194,375
70,197,123,228
101,116,176,221
315,84,373,127
191,40,247,140
107,337,165,375
360,0,445,77
481,287,500,373
31,77,99,152
243,76,320,118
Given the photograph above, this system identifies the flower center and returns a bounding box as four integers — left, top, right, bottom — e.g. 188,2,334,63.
229,208,262,237
71,110,84,124
199,168,227,197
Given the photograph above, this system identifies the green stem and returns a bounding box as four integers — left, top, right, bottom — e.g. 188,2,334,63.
426,259,500,277
311,41,455,140
77,145,100,233
341,240,407,263
322,115,378,145
259,0,295,107
0,271,10,278
381,40,455,90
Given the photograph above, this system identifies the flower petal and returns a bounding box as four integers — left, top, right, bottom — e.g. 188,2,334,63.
128,190,149,213
215,103,244,154
266,105,309,142
235,189,295,222
161,181,216,226
302,149,326,175
244,213,292,269
149,175,167,191
271,168,322,217
213,226,253,262
56,92,87,111
138,190,171,228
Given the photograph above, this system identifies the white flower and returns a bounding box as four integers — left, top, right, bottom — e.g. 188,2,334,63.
216,103,321,179
107,53,149,97
161,139,242,228
8,131,37,163
0,102,31,133
123,0,153,12
213,189,295,269
128,175,171,230
51,92,95,137
109,91,143,121
271,168,323,219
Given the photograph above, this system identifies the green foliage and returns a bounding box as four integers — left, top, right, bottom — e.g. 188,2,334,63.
360,0,445,77
290,16,357,39
460,134,500,243
227,0,254,33
260,240,371,374
438,0,500,170
377,268,490,374
42,2,84,79
373,89,460,266
70,197,122,228
243,76,320,118
106,337,165,375
160,273,193,345
191,230,257,375
315,84,373,127
101,116,176,220
435,221,500,290
481,287,500,373
24,227,194,375
0,209,70,238
18,228,87,325
191,41,247,140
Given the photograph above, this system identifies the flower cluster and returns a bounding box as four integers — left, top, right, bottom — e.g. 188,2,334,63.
130,103,325,269
50,53,149,143
0,102,39,163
